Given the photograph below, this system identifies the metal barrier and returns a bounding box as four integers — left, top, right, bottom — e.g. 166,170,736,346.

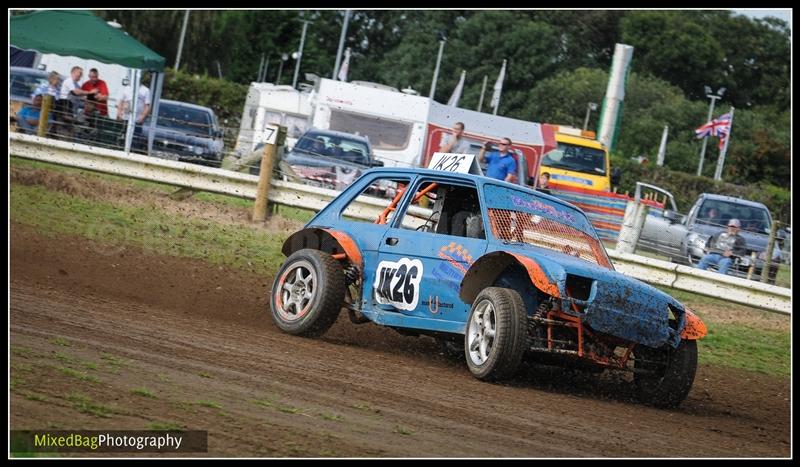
10,132,791,314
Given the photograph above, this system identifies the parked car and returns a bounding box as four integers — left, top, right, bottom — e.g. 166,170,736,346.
270,167,707,408
638,193,785,283
252,128,383,188
139,99,225,167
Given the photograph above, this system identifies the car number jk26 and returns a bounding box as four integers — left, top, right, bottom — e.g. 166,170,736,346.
373,258,423,311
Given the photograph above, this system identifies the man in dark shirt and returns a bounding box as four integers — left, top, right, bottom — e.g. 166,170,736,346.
696,218,747,275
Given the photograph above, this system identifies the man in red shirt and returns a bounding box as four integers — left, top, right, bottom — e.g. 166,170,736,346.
80,68,110,116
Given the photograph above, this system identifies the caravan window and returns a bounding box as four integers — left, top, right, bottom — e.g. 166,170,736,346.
329,110,412,151
261,111,308,138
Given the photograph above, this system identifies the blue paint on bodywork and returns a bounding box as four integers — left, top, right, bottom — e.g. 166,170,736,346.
295,168,686,348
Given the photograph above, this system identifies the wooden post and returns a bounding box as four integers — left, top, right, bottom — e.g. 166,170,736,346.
761,220,779,284
252,124,286,222
37,95,53,137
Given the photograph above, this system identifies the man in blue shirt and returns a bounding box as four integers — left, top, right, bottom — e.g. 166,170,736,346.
15,93,52,135
478,137,517,182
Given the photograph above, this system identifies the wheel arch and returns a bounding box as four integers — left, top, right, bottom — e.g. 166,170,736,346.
459,251,561,305
282,228,363,270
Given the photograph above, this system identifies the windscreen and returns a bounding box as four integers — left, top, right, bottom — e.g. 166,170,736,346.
541,142,606,176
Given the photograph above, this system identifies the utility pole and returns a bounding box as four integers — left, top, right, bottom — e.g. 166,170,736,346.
261,56,270,82
257,54,265,82
277,54,288,84
429,32,446,99
656,125,669,166
292,19,312,89
477,75,487,112
583,102,598,131
332,9,351,80
175,10,190,71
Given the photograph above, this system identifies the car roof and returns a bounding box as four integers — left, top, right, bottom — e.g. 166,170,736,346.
159,99,216,114
700,193,769,209
305,128,371,145
363,167,583,213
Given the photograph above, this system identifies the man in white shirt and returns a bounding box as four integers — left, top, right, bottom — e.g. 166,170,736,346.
117,83,151,125
59,66,94,109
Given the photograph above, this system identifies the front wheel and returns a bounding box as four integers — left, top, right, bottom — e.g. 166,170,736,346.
634,339,698,408
465,287,528,381
270,249,345,337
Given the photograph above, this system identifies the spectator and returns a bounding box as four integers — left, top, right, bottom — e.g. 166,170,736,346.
75,95,100,142
536,172,552,195
478,137,517,182
696,218,747,275
117,82,151,150
80,68,110,116
15,92,52,134
701,207,720,225
439,121,470,154
34,71,62,98
59,66,93,111
117,82,151,124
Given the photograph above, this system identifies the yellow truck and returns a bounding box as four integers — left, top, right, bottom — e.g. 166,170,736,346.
538,125,611,192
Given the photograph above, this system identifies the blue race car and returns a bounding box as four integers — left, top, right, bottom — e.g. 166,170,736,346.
271,168,707,407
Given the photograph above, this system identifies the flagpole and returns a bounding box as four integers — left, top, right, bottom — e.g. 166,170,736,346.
697,93,722,176
713,106,735,181
477,75,487,112
492,59,506,116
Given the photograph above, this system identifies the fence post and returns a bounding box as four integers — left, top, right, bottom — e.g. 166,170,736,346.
252,124,286,222
37,95,54,137
761,220,779,284
615,183,650,254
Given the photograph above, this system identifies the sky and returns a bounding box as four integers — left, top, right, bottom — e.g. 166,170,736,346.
733,9,791,28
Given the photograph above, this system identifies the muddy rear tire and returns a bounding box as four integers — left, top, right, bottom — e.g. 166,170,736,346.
634,339,698,408
270,249,345,337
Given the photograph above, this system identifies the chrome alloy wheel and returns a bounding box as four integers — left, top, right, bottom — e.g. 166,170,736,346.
467,299,497,365
275,260,317,322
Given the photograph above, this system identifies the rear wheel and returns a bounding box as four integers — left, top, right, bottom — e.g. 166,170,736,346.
270,249,345,337
634,339,698,408
465,287,528,381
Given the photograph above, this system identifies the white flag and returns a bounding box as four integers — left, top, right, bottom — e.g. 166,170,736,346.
338,48,350,82
490,59,507,112
447,70,466,107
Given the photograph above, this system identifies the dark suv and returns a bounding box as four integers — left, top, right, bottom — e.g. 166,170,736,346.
140,99,225,167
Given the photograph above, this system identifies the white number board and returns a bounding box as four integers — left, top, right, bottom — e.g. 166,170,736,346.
427,152,482,175
254,124,279,146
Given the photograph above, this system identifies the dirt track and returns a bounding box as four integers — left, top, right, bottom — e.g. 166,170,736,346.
10,224,791,457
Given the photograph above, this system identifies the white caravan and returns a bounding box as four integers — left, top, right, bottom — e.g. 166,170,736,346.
235,83,312,154
308,78,431,168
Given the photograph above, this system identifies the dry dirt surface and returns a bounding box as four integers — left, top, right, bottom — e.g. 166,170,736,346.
10,224,790,457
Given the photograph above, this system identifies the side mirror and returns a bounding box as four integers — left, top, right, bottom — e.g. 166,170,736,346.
370,159,384,167
662,209,683,224
777,228,787,240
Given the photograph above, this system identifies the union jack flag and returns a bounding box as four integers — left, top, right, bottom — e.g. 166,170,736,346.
695,113,732,150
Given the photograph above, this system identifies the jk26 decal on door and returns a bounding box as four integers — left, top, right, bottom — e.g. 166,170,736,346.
373,258,423,311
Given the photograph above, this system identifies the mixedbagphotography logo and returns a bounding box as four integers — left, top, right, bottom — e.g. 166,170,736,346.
10,430,208,453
